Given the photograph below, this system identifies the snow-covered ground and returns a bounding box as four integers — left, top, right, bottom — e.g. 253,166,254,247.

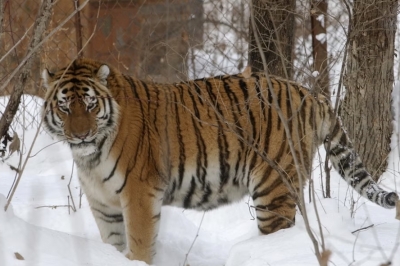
1,97,400,266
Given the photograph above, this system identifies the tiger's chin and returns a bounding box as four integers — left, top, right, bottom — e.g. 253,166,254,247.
70,142,98,157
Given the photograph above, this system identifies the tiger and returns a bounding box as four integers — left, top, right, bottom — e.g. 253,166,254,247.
41,58,398,264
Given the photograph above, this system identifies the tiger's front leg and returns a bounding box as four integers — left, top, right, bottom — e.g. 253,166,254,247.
120,176,164,264
86,195,126,251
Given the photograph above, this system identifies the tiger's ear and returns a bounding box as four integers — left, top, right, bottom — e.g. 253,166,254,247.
42,69,54,89
97,65,110,85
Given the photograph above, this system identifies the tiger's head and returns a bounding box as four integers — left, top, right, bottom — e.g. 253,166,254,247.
41,59,119,157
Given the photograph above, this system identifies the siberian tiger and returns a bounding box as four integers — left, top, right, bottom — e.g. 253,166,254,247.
41,58,398,264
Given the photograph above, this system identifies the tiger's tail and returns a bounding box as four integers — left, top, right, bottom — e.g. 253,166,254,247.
324,117,398,209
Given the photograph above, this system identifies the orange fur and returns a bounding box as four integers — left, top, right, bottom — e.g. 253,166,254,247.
42,58,398,264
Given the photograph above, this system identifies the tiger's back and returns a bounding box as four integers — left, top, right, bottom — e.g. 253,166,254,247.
42,58,398,264
142,74,328,210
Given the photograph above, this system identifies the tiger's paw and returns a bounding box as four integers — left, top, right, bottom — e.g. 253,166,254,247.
124,251,135,261
123,248,133,259
122,249,151,265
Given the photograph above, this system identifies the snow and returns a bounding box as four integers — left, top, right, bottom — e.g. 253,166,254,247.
316,14,325,28
1,96,400,266
315,33,327,43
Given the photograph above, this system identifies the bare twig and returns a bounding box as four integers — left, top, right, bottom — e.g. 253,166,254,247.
183,211,206,266
351,224,374,234
67,161,77,212
35,205,72,209
311,180,325,250
79,188,83,209
4,120,43,211
68,196,70,215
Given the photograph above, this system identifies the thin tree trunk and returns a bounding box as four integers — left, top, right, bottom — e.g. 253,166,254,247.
0,0,4,45
0,0,54,141
310,0,331,198
248,0,295,78
310,0,329,99
339,0,397,181
73,0,83,57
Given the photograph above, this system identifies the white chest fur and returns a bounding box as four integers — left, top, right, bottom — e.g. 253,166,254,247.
74,150,123,209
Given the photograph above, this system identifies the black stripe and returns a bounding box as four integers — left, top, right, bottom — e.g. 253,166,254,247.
253,73,266,113
277,82,284,130
252,165,273,193
264,85,273,154
192,80,204,106
186,85,208,187
284,82,293,134
108,232,122,238
337,152,353,175
297,87,307,137
173,92,186,189
92,208,124,223
238,79,256,142
352,171,369,187
347,163,364,177
252,174,283,201
105,97,114,127
203,79,231,191
232,151,242,187
218,125,230,191
187,85,202,121
183,176,197,208
329,145,347,156
103,148,123,182
246,152,258,188
152,213,161,221
222,78,244,145
116,165,133,194
198,182,212,207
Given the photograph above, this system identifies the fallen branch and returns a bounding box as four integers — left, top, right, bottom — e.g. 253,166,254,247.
351,224,374,234
35,205,71,209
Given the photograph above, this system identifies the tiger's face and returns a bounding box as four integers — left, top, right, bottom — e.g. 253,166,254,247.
41,63,119,157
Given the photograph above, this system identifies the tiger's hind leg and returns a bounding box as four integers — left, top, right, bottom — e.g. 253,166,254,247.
250,170,297,234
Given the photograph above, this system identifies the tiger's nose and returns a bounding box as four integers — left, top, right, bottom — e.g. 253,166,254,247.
72,131,89,140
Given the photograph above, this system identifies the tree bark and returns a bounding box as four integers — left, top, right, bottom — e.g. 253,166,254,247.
73,0,83,57
248,0,295,78
0,0,54,141
339,0,397,181
0,0,4,45
310,0,330,99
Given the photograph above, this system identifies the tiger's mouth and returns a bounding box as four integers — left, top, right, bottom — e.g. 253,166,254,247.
68,137,96,145
64,129,98,145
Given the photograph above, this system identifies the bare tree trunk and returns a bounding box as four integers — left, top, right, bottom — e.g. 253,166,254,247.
339,0,397,181
248,0,296,78
310,0,330,99
0,0,54,141
73,0,83,57
0,0,4,45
